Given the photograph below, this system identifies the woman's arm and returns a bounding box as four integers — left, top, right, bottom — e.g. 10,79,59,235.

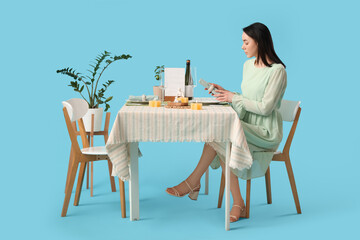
232,67,287,117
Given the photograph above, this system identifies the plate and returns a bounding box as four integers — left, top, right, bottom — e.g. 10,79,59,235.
126,100,149,103
190,97,221,104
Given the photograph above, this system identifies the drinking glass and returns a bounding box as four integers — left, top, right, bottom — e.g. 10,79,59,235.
191,66,197,86
191,66,197,101
159,71,166,102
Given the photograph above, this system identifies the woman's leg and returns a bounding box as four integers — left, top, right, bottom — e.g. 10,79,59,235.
166,143,217,195
219,160,245,221
166,142,245,221
219,160,245,205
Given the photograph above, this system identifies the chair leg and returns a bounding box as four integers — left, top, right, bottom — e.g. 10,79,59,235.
74,162,87,206
284,157,302,214
65,146,75,193
108,160,117,192
245,179,251,218
265,167,272,204
86,161,90,189
119,178,126,218
61,160,79,217
86,136,91,190
217,172,225,208
90,161,94,197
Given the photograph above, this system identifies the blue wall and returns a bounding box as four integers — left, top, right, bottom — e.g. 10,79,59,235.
1,0,359,239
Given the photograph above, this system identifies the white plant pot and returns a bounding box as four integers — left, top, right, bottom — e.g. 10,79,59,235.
83,108,103,132
185,85,194,98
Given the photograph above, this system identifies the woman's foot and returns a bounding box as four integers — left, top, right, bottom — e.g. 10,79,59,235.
230,202,246,222
166,179,201,200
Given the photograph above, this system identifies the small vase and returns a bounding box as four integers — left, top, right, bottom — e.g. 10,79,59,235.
153,86,164,101
83,108,103,132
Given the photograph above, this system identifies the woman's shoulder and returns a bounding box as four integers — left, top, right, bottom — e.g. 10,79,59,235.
269,63,287,82
270,62,285,71
244,58,256,67
269,63,286,77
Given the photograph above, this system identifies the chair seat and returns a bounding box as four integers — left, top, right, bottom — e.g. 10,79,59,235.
274,151,281,155
81,146,107,155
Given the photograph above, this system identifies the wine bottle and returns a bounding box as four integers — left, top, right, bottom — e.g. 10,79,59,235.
185,59,193,100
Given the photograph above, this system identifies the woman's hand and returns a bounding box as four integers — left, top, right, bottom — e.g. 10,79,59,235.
211,83,225,91
205,83,225,91
213,89,235,103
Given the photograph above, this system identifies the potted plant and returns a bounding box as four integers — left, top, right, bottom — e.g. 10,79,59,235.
57,50,132,131
153,65,165,100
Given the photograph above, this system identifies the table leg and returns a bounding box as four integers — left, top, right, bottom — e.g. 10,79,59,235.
204,168,209,195
129,142,139,221
225,142,230,231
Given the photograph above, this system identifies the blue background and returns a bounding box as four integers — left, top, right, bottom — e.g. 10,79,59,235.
1,0,359,239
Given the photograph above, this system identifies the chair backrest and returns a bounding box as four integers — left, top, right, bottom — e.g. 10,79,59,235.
279,99,301,155
278,100,301,122
62,98,89,122
62,98,90,155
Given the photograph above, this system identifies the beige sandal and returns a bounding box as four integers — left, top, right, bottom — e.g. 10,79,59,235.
230,204,246,222
166,180,201,200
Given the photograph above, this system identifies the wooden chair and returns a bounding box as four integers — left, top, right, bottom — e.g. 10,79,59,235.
61,98,126,218
217,100,302,217
65,112,116,197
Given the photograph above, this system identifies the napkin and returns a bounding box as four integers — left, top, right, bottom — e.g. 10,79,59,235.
128,95,159,101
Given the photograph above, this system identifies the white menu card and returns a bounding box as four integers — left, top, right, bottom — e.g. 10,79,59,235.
164,68,185,96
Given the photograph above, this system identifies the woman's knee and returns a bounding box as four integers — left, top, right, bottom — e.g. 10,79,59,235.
204,143,216,154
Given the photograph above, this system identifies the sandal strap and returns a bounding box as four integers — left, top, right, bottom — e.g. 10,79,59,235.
184,180,194,193
232,204,246,219
233,204,245,210
170,187,180,197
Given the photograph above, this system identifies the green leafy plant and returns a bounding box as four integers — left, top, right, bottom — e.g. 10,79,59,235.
154,65,165,82
57,50,132,111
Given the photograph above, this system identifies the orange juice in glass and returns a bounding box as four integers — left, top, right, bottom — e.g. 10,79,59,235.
149,100,161,107
191,102,202,110
179,97,189,104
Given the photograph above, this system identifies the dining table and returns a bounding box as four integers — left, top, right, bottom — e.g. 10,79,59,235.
105,101,253,230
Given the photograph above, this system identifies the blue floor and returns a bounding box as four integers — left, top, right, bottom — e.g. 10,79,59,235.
4,142,358,240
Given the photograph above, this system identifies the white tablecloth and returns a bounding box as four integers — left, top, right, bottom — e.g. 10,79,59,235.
106,105,253,180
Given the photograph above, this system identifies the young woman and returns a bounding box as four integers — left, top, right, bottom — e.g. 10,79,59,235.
166,22,287,222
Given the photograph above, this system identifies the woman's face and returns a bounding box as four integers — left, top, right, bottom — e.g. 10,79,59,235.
241,32,258,58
